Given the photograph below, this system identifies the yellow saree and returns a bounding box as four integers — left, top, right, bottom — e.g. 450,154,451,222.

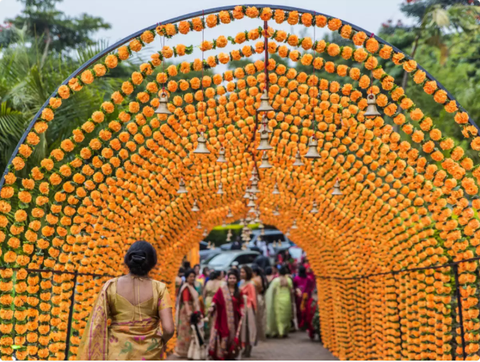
77,278,172,360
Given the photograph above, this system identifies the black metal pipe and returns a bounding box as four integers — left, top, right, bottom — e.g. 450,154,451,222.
0,4,477,190
453,264,467,360
64,272,78,361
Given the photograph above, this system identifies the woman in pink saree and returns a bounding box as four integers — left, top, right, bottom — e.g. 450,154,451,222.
77,241,174,360
208,270,243,360
293,265,315,331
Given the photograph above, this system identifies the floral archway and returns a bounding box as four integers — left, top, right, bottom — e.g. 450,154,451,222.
0,4,479,361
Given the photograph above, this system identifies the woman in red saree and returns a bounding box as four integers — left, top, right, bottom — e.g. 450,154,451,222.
208,271,242,360
239,266,257,358
293,265,315,331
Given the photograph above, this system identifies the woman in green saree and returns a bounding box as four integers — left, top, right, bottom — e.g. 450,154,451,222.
265,266,293,338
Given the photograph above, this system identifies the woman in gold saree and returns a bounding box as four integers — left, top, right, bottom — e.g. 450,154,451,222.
174,269,203,358
77,241,174,360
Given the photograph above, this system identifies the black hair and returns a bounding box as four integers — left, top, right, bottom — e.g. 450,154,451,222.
183,261,191,270
265,266,273,276
227,269,240,299
185,269,196,280
202,266,210,275
280,265,289,276
194,264,200,269
298,265,307,278
241,265,253,281
252,264,268,292
209,270,220,280
124,240,157,277
178,267,185,275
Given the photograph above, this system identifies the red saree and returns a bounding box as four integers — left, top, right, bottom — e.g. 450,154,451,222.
208,285,242,360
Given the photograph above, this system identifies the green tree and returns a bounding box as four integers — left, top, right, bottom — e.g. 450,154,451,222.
0,27,127,175
6,0,111,53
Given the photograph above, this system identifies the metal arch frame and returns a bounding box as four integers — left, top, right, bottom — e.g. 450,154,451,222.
1,3,477,189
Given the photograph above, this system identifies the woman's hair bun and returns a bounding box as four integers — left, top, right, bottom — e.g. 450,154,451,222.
124,241,157,276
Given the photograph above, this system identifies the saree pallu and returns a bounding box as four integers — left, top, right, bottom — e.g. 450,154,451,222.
208,285,241,360
240,282,257,348
77,278,172,360
204,280,223,342
174,284,201,358
256,294,266,342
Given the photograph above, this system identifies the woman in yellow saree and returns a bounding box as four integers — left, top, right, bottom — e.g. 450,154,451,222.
77,241,174,360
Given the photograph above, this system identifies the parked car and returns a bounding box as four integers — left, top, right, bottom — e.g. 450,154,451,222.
206,250,260,271
199,247,221,264
220,229,292,251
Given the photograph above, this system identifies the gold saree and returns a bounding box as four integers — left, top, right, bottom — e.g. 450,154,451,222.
77,278,172,360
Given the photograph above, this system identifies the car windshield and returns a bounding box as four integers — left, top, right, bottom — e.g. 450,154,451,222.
208,253,235,266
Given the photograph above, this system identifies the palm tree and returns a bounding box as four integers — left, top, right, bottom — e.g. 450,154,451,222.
0,26,130,175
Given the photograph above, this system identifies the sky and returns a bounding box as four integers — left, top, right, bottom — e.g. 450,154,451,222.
0,0,410,47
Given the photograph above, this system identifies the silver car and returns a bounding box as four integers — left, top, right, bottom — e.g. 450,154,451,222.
206,250,260,271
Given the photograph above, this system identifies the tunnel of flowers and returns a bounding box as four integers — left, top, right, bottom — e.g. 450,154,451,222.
0,4,480,361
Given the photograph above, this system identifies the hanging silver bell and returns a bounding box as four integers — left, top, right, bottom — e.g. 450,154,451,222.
310,201,319,214
248,207,256,214
239,219,245,226
203,230,208,237
254,216,261,224
244,191,251,199
272,183,280,195
291,220,298,229
249,182,260,194
217,182,224,195
331,179,342,196
191,200,200,212
154,92,172,115
216,147,227,163
196,220,202,229
259,119,273,133
304,136,321,159
257,130,273,151
250,168,258,182
194,132,210,154
227,208,233,218
364,93,381,119
222,219,227,227
247,197,256,208
293,150,304,167
177,178,188,194
257,88,274,113
259,152,273,169
273,206,280,216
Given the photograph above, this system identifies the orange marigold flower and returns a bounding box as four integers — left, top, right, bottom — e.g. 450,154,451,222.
245,6,259,18
80,70,94,84
49,97,62,109
41,108,54,122
433,90,448,104
379,45,392,59
340,25,352,39
129,39,142,52
105,54,118,69
18,144,32,158
403,59,417,72
12,157,25,171
140,30,154,44
366,38,379,53
57,85,70,99
352,31,367,46
444,101,458,113
454,112,469,125
328,18,342,31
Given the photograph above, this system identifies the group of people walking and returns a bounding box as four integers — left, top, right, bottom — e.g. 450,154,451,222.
174,257,317,360
76,240,317,361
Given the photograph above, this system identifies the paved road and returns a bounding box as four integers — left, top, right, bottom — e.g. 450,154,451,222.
168,330,337,360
